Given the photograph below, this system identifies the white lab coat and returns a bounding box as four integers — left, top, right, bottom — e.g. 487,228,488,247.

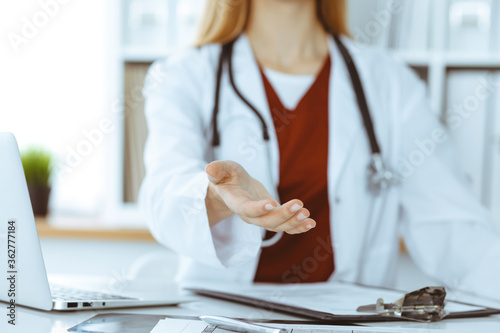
139,35,500,299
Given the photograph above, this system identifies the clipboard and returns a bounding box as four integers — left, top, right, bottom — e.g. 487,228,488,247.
186,282,500,323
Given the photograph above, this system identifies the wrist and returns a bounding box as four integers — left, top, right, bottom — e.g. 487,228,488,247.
207,182,224,206
206,183,234,225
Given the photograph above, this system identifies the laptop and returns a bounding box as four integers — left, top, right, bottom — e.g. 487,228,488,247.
0,132,186,311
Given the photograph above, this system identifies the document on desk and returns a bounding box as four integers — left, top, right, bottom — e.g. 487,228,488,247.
150,318,438,333
186,281,489,321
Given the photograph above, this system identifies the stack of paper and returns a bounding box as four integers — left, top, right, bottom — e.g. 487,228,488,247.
150,318,439,333
448,0,494,53
387,0,431,51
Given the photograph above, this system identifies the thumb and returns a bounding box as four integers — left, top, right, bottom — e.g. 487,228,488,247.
205,161,229,184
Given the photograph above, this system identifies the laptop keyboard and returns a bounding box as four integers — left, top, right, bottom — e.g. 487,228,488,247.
51,285,137,301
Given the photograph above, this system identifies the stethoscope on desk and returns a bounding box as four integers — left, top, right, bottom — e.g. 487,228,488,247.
211,34,401,247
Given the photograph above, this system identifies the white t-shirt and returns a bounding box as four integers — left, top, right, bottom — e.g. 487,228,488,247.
263,68,315,110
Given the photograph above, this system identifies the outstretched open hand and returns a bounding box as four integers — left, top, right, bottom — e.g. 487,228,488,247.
206,160,316,234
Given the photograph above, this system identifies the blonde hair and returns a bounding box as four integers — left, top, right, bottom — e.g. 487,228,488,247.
194,0,349,47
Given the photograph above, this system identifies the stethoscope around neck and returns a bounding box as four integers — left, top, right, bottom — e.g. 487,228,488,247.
211,34,401,247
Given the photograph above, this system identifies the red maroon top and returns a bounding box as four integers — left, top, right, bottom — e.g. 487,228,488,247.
254,57,335,283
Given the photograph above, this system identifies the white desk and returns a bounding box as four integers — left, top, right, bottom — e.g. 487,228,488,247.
2,239,500,333
6,285,500,333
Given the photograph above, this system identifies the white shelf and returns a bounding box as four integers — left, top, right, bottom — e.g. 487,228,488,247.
121,47,500,67
391,51,433,67
392,51,500,68
122,46,174,62
443,53,500,68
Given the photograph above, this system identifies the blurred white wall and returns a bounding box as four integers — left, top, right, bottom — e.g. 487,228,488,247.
0,1,111,216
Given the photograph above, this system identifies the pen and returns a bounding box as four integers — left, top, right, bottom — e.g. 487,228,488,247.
200,315,288,333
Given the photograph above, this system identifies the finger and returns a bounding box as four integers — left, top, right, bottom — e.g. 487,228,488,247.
206,160,249,185
205,161,230,184
259,199,304,229
239,199,279,218
285,218,316,234
271,208,310,232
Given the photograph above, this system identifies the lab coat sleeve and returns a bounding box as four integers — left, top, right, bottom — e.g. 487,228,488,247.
395,64,500,300
138,50,262,269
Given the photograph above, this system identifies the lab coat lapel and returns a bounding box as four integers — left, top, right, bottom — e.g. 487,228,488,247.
328,37,364,194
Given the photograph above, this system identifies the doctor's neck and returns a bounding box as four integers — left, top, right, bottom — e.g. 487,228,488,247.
245,0,329,75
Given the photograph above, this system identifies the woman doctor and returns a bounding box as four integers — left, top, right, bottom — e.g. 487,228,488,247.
139,0,500,299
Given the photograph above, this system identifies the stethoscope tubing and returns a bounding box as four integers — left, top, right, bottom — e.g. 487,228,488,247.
211,39,270,147
211,34,382,155
332,35,381,155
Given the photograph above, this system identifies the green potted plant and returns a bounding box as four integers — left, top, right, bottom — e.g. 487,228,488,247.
21,147,53,217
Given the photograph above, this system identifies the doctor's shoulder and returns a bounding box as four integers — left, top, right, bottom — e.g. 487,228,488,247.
342,38,429,115
343,38,424,92
142,43,220,101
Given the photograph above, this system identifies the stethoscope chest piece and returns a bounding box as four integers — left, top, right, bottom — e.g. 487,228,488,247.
368,153,401,194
